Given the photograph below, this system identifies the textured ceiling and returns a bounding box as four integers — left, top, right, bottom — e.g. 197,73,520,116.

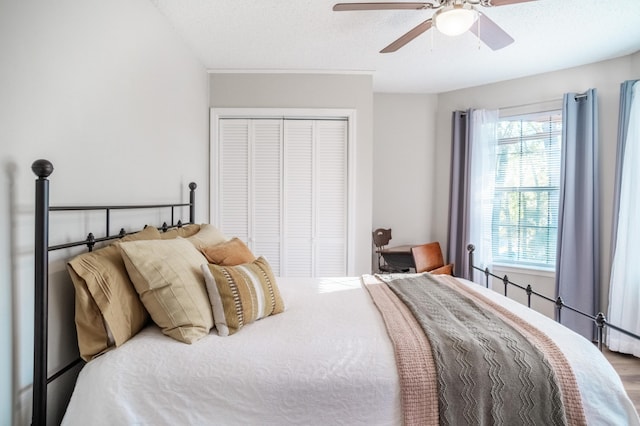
150,0,640,93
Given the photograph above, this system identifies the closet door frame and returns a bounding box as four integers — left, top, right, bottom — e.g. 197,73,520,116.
210,108,357,275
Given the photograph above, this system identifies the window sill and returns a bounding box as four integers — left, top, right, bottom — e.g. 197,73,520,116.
491,262,556,279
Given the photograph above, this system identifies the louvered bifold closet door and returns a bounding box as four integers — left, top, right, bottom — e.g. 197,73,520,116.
219,119,250,244
315,120,348,276
219,116,348,278
283,119,348,277
219,119,283,275
251,120,283,275
283,120,314,276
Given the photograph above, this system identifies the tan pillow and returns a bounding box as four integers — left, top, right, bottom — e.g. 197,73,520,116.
67,225,161,361
120,238,213,343
67,267,111,361
160,224,201,240
201,257,284,336
187,224,227,250
200,238,256,266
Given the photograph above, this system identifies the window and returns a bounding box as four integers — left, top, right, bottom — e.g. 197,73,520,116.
492,111,562,268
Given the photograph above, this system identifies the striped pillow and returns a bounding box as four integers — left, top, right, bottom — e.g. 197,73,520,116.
201,257,284,336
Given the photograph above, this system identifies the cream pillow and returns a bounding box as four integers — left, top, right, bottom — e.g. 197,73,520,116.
120,238,213,343
187,224,227,250
201,257,284,336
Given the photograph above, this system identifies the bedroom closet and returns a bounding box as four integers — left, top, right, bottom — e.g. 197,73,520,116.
212,113,350,277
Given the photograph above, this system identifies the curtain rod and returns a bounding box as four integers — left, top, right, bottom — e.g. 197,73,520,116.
500,98,562,112
457,92,587,116
504,92,589,108
456,98,562,115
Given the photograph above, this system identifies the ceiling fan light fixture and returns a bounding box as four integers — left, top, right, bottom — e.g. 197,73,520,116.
434,4,478,37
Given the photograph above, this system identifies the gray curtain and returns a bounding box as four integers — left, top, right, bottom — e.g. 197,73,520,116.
447,110,471,278
555,89,600,340
611,80,639,261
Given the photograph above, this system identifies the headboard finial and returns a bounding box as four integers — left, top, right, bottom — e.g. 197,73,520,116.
189,182,197,190
32,159,54,179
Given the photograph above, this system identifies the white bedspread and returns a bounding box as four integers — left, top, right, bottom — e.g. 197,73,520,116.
63,277,400,425
62,276,639,426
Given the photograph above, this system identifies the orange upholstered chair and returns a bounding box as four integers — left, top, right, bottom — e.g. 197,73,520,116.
411,242,454,275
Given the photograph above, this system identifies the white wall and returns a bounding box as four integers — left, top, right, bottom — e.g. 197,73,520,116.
0,0,209,424
372,93,439,249
631,51,640,73
432,54,640,313
0,163,12,426
209,73,374,275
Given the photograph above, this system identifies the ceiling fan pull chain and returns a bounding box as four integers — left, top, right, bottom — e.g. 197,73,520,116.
477,14,481,50
430,23,434,52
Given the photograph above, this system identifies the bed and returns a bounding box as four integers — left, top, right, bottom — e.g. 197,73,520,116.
31,160,640,425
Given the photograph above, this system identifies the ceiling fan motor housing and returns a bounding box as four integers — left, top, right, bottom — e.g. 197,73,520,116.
433,3,479,36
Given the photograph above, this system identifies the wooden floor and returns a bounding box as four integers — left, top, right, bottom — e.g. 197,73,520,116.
603,348,640,413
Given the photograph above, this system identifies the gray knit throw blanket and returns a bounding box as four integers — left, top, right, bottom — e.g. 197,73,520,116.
386,274,567,426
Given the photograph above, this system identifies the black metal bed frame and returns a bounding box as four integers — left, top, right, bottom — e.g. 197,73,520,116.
31,159,197,426
29,157,640,424
466,244,640,351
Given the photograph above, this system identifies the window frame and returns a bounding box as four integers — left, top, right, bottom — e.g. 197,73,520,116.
491,109,563,270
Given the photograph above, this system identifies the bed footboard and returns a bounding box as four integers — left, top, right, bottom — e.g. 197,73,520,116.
466,244,640,351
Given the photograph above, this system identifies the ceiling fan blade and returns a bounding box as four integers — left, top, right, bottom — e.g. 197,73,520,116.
380,18,432,53
333,2,431,11
469,13,514,50
482,0,537,6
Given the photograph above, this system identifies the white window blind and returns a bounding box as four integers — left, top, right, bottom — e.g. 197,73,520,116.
492,110,562,268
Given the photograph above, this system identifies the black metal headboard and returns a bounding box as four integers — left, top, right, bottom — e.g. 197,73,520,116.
31,159,197,425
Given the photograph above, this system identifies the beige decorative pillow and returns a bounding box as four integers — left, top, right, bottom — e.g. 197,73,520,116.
187,224,227,250
200,238,256,266
160,224,201,240
67,225,161,361
120,238,213,343
201,257,284,336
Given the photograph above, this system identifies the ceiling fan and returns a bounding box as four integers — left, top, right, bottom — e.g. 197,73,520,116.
333,0,537,53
